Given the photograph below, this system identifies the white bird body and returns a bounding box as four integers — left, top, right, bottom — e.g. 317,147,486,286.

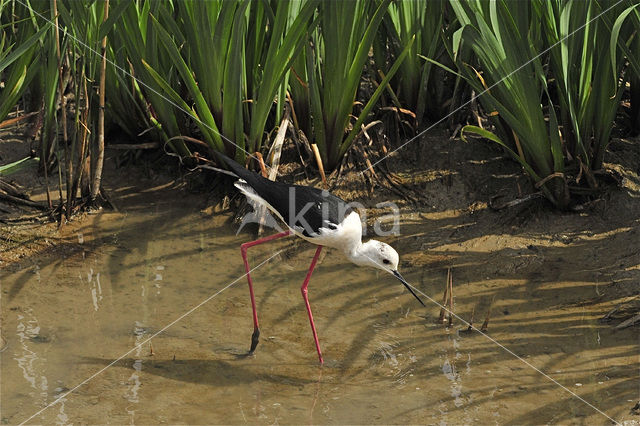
236,180,361,250
236,179,399,273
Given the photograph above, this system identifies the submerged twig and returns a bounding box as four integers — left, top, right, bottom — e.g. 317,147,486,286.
489,192,544,210
447,268,453,326
0,179,26,199
438,268,450,323
467,306,475,332
481,296,495,332
615,313,640,330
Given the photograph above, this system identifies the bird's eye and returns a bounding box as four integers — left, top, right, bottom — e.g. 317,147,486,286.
382,259,391,265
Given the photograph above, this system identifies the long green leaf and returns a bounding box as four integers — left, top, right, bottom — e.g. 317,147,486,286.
0,21,49,72
340,35,415,157
0,156,40,176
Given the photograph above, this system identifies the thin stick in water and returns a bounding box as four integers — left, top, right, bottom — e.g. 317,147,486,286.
467,306,475,332
447,268,453,326
481,296,494,332
439,268,450,323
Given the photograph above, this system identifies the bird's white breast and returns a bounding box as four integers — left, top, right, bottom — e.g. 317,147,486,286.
299,210,362,252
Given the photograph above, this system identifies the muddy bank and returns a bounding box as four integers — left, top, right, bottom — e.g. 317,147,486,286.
1,132,639,424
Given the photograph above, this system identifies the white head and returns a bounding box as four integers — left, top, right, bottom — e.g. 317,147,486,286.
354,240,399,271
351,240,425,306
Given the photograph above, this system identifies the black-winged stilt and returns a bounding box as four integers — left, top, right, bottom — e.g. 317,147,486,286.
219,153,424,364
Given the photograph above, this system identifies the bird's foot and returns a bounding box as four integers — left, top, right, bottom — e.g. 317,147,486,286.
249,328,260,353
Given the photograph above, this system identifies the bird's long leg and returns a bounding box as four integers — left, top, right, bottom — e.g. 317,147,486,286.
301,245,324,364
241,230,292,353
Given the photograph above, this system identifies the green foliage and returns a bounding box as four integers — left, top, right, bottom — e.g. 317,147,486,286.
610,1,640,133
0,155,39,176
450,0,566,203
449,0,639,208
0,1,50,123
37,0,129,210
115,0,190,156
114,0,318,163
377,0,449,123
541,0,636,170
0,0,637,212
301,0,411,170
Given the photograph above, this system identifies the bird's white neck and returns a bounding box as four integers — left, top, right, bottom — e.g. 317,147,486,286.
318,211,376,269
344,240,375,268
344,243,363,266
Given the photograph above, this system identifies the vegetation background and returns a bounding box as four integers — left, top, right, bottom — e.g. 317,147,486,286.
0,0,637,214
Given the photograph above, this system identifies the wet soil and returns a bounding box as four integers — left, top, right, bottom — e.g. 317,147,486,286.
1,128,639,424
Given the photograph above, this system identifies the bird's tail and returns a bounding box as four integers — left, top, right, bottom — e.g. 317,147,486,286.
215,151,261,186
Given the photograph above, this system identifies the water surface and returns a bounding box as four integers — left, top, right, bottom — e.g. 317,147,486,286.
2,190,637,424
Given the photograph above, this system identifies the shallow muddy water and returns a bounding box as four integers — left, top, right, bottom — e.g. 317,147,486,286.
2,181,639,425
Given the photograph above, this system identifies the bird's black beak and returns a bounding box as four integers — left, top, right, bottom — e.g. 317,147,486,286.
392,270,425,307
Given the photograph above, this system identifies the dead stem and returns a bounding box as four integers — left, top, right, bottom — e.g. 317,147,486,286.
481,296,495,332
0,111,38,130
311,143,327,187
255,152,268,177
439,268,450,323
467,306,475,332
447,268,453,327
91,0,109,202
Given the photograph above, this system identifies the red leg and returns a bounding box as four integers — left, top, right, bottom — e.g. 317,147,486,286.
301,245,324,364
241,230,292,353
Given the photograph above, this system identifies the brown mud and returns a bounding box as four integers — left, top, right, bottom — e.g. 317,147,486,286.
1,127,639,424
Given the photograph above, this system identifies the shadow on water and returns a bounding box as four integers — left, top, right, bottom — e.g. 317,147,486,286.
80,357,317,387
3,210,637,423
2,141,639,424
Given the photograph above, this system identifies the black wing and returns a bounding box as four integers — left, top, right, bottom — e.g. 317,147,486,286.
220,153,352,236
